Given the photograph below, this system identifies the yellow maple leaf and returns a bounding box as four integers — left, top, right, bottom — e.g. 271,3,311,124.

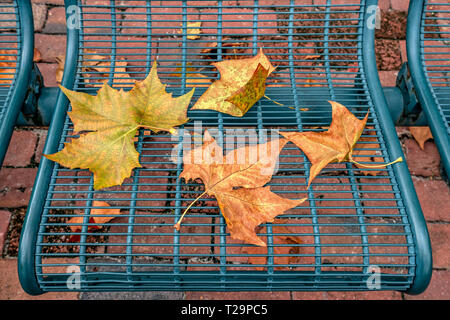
191,48,276,117
180,21,202,40
45,61,194,190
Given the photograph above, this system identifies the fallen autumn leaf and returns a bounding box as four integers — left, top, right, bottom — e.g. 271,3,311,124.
409,126,434,150
45,61,195,190
176,129,306,246
280,101,402,187
192,48,276,117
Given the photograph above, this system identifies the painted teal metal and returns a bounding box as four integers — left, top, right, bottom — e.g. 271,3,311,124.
0,0,34,167
407,0,450,179
361,3,432,294
18,0,432,295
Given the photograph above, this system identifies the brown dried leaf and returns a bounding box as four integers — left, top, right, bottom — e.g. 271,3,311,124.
185,73,212,87
67,200,121,233
55,55,65,84
280,101,369,187
352,127,385,176
244,220,304,270
33,48,42,62
112,59,133,86
192,49,275,117
303,78,321,87
171,63,212,88
409,126,433,150
178,130,306,246
201,37,235,54
79,50,132,87
281,102,402,186
304,55,321,60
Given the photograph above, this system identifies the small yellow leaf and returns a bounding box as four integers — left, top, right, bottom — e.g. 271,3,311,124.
179,21,202,40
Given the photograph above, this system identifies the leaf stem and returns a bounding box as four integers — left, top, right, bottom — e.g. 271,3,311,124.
350,156,403,169
264,94,289,107
263,94,283,106
175,144,282,230
174,189,208,230
138,124,179,135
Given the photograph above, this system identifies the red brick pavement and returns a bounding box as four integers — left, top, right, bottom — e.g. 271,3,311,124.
1,0,448,300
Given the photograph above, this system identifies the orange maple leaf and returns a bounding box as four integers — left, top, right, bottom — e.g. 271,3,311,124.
68,201,121,233
409,126,433,150
244,220,304,270
280,101,402,187
176,130,306,246
192,48,276,117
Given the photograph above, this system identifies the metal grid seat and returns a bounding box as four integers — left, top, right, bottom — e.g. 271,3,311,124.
0,0,33,167
407,0,450,177
19,0,432,295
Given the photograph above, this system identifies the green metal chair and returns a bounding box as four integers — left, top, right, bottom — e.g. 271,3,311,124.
407,0,450,179
18,0,432,295
0,0,34,167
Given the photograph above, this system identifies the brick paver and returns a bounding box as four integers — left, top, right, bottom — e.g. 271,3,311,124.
0,210,11,253
34,34,67,63
403,138,442,177
32,3,47,32
185,291,291,300
0,0,447,301
3,130,38,167
0,168,38,190
428,223,450,269
44,6,67,34
413,177,450,222
293,290,404,300
34,128,48,164
391,0,410,12
405,270,450,300
378,70,398,87
0,258,78,300
32,0,64,4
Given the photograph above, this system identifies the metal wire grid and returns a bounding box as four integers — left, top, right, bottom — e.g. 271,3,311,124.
35,0,414,291
0,0,20,124
422,0,450,133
